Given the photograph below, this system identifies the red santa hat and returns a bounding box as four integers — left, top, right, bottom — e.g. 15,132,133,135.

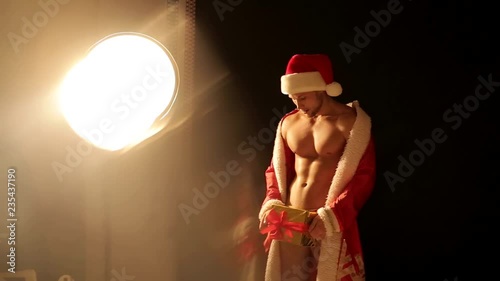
280,54,342,97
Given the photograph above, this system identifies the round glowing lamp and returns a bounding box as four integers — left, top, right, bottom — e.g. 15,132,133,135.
59,32,179,151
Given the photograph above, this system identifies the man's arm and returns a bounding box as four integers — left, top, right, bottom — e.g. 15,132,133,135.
317,137,376,236
258,113,296,225
258,121,286,224
258,161,285,230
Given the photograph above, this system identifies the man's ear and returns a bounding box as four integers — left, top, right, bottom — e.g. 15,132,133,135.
316,91,326,98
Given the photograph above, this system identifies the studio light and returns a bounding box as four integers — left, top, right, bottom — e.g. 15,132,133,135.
58,32,179,151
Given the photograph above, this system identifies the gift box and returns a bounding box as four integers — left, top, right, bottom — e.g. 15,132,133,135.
268,205,318,247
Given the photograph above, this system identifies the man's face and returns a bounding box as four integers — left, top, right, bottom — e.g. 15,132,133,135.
289,91,322,117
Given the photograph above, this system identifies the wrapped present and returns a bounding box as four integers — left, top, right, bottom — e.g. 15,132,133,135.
260,205,318,251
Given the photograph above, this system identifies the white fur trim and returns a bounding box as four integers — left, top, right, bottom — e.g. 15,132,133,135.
264,241,281,281
273,121,287,202
281,71,326,95
325,101,372,206
259,199,284,221
317,207,340,237
326,81,342,97
317,233,343,280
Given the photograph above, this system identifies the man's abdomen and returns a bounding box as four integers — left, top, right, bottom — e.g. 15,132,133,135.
286,157,339,210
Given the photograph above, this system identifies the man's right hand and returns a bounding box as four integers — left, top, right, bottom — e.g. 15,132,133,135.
259,210,271,231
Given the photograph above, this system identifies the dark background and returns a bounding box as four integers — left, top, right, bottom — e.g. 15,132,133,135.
189,0,499,280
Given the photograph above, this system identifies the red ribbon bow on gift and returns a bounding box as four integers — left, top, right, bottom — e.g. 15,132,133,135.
260,208,309,252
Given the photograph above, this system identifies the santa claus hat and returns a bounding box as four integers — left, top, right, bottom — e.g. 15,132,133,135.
281,54,342,97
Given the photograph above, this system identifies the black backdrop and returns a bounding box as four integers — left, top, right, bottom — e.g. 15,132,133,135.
186,0,500,280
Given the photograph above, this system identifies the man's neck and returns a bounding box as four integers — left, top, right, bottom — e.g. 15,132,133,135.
314,97,340,117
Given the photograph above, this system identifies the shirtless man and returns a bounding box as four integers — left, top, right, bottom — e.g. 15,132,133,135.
259,54,375,281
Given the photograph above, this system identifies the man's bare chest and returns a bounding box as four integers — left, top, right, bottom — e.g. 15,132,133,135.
285,118,346,158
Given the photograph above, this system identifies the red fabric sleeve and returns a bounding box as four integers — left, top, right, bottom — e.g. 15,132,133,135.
262,133,296,204
329,136,376,232
263,161,282,204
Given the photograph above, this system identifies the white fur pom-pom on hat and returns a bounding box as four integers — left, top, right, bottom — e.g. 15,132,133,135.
325,81,342,97
280,54,343,97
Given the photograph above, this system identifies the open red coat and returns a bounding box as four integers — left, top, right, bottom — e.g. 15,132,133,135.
259,101,376,281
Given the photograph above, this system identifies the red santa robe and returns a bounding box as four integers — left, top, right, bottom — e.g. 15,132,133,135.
259,101,376,281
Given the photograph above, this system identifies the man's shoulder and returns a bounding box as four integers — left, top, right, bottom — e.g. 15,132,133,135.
336,106,357,135
281,109,299,120
279,109,299,137
280,109,299,125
